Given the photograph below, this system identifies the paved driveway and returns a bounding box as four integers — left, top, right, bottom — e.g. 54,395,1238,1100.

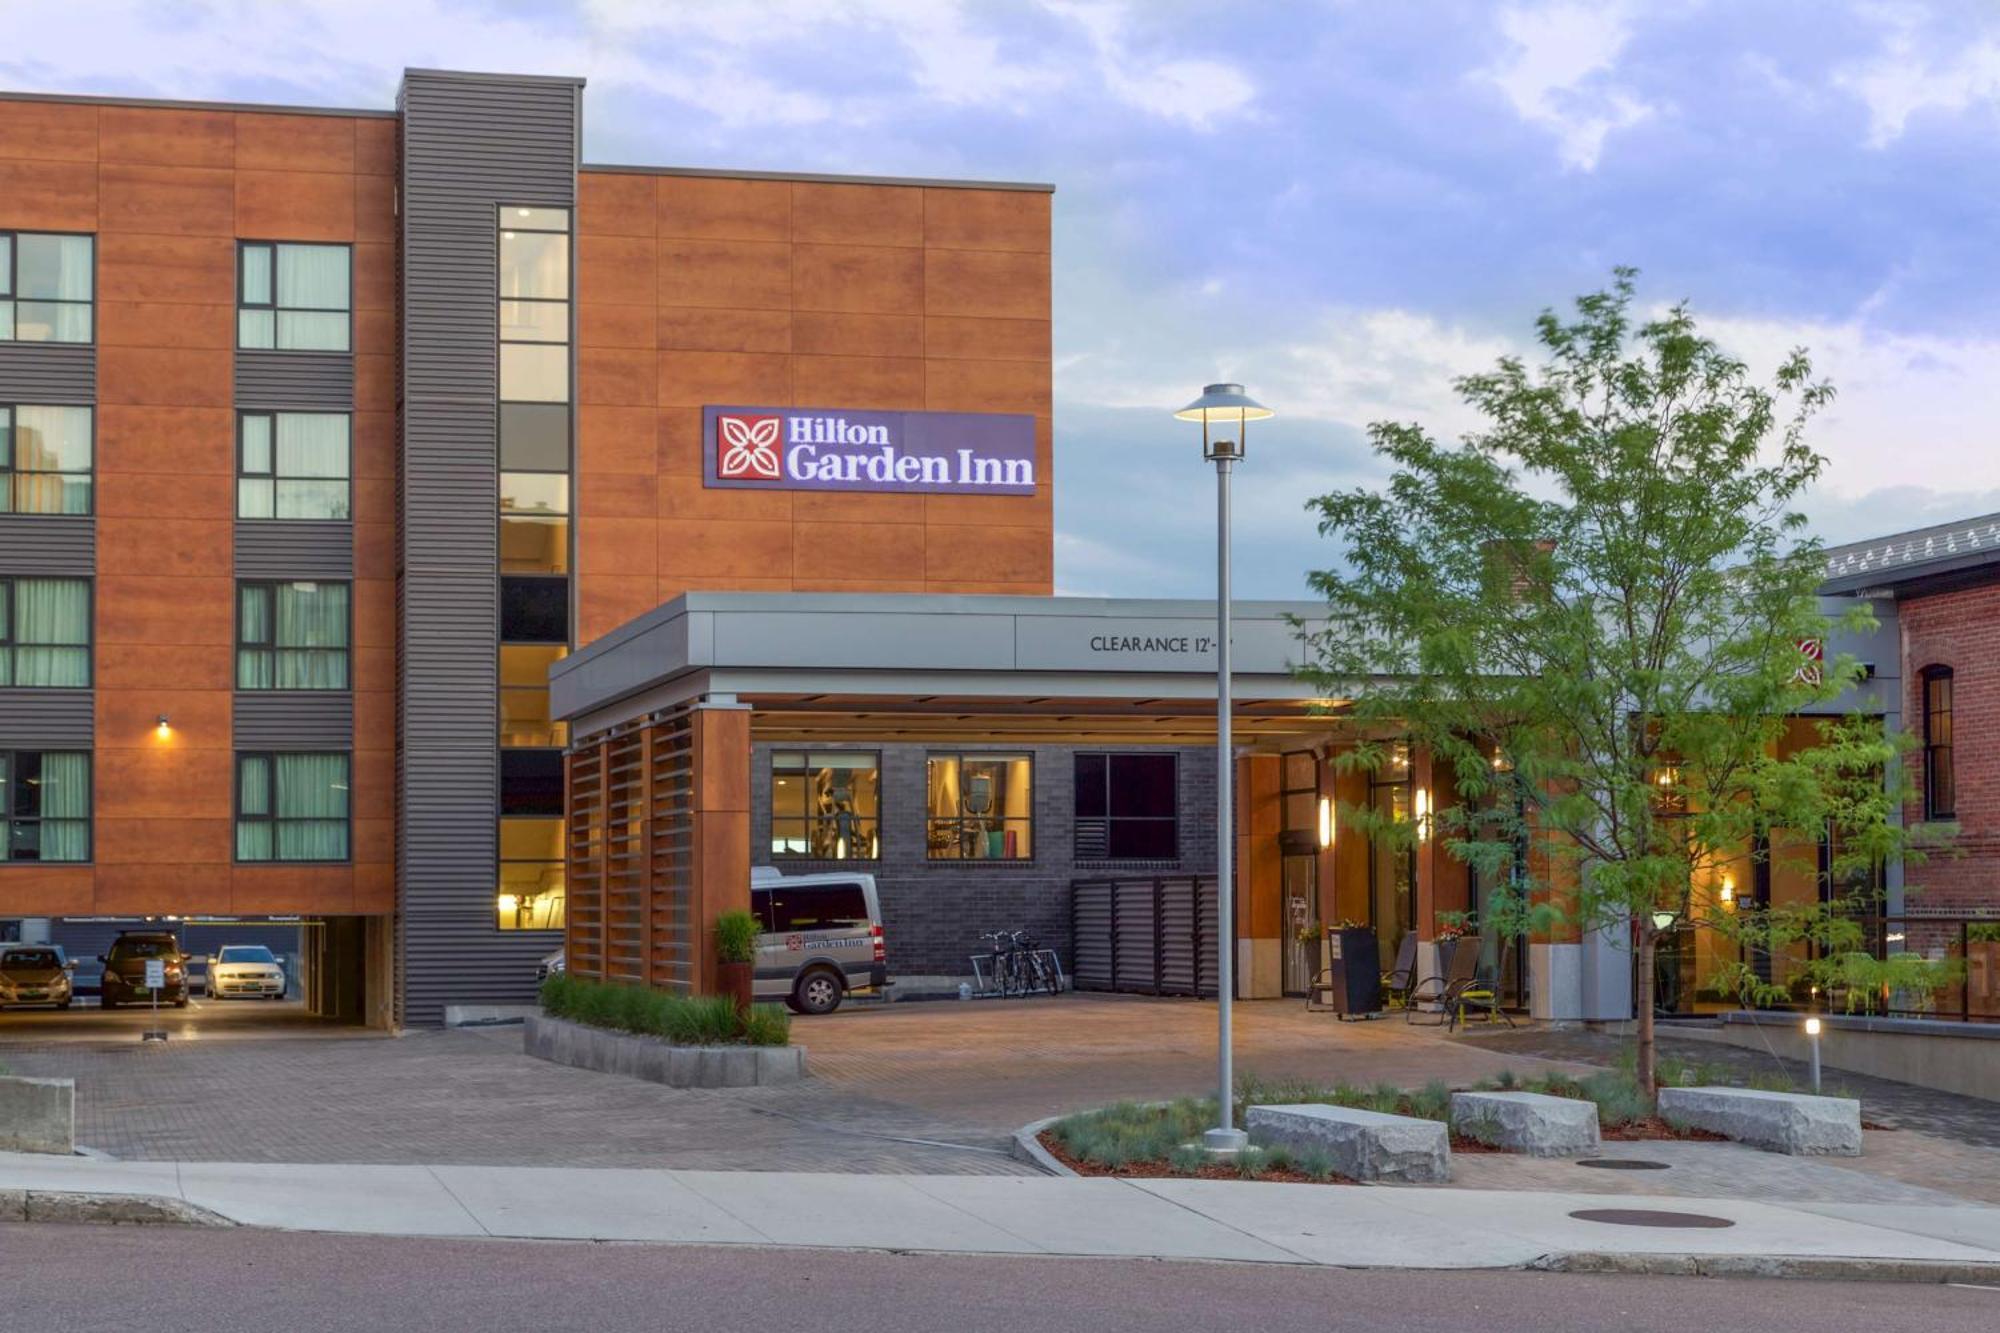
0,995,1569,1173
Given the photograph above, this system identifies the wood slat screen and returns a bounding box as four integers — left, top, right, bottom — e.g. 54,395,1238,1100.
1069,875,1219,998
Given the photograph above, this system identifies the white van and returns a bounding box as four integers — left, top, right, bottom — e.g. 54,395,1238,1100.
752,867,888,1014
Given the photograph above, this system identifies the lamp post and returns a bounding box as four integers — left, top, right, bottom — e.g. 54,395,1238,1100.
1175,382,1274,1155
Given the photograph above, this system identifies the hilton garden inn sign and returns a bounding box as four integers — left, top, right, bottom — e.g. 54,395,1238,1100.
703,405,1037,496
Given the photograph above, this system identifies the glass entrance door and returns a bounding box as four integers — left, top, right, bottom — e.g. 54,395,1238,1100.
1282,854,1319,996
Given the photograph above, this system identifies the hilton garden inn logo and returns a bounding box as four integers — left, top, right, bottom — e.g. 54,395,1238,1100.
704,405,1037,497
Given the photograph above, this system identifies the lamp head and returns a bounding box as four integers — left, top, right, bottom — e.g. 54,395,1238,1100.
1804,1016,1822,1037
1175,383,1272,461
1649,909,1677,932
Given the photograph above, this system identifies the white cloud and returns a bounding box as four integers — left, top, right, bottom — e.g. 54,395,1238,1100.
1484,1,1652,170
1050,1,1255,130
1836,18,2000,147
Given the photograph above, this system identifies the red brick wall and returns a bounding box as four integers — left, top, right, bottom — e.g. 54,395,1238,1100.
1899,580,2000,913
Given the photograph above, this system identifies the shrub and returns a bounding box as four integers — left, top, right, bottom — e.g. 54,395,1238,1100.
1168,1143,1207,1173
1293,1146,1337,1182
714,910,761,965
741,1003,791,1047
539,974,786,1047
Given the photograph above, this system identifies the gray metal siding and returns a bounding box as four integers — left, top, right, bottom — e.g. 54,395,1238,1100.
0,690,93,747
234,522,354,579
397,71,580,1027
0,516,94,573
0,343,95,403
235,350,355,410
232,692,354,749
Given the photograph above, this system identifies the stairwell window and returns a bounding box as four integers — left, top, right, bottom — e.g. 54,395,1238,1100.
238,412,350,519
1074,753,1178,861
1923,666,1954,819
238,242,350,351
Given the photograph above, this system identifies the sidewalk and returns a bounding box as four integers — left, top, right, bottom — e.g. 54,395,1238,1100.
6,1150,2000,1273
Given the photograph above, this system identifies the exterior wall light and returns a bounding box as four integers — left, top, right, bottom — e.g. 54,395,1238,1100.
1412,786,1431,841
1317,795,1334,849
155,714,172,737
1649,909,1677,932
1719,876,1735,908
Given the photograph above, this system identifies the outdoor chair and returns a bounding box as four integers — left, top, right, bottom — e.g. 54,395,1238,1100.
1444,942,1519,1033
1380,931,1418,1011
1406,938,1479,1025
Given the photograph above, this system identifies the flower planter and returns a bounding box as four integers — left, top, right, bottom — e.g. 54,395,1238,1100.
523,1013,807,1088
716,960,753,1016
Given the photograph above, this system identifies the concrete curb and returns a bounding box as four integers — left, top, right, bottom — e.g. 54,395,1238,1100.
1010,1115,1078,1176
1532,1251,2000,1284
0,1188,232,1228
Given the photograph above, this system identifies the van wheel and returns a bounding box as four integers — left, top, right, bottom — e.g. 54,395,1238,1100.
793,969,843,1016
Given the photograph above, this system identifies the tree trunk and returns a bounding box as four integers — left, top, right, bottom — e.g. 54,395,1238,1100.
1635,929,1657,1098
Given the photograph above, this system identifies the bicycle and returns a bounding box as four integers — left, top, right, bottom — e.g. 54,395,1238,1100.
971,929,1064,997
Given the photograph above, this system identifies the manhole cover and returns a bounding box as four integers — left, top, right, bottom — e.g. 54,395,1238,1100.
1569,1208,1735,1229
1576,1158,1671,1171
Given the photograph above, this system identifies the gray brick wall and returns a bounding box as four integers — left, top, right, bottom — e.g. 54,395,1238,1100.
749,742,1220,978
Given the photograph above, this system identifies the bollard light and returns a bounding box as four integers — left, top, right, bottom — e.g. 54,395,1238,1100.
1804,1015,1823,1093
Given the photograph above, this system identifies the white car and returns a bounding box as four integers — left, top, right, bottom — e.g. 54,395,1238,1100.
206,945,287,1000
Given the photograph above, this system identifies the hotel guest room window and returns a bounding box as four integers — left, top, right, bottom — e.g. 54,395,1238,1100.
237,412,351,520
0,232,93,343
238,242,351,351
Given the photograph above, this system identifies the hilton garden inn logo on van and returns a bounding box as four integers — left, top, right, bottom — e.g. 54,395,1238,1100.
704,405,1037,496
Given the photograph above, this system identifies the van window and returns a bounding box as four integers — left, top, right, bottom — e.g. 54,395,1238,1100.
765,883,869,932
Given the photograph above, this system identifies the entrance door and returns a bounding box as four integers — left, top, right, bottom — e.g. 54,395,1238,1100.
1282,854,1319,996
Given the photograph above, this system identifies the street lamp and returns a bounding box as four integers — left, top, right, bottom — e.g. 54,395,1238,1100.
1175,381,1274,1155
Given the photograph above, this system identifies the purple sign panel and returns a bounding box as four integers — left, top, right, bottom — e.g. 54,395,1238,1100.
703,405,1038,496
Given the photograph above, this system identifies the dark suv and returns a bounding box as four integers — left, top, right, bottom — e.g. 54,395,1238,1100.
98,932,190,1009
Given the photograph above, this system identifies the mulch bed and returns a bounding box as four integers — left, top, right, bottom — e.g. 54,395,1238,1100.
1602,1117,1729,1142
1037,1131,1359,1185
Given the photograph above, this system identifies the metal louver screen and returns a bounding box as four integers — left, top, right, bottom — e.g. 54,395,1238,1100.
1069,876,1218,998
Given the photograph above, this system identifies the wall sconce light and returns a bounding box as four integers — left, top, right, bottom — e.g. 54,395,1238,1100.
154,714,172,737
1317,796,1334,849
1719,876,1735,908
1412,787,1431,842
1649,909,1677,932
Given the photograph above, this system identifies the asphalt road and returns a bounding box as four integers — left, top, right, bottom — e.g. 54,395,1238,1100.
3,1225,1994,1333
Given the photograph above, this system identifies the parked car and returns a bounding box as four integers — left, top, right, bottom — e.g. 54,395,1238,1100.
753,868,887,1015
532,870,889,1015
207,945,287,1000
0,945,73,1010
97,931,190,1009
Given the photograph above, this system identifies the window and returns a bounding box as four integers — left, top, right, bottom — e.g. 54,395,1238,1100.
500,471,569,575
1,405,92,514
771,752,880,859
217,946,276,964
236,753,349,862
1923,666,1954,819
498,208,569,403
1074,753,1178,861
0,577,90,687
501,404,569,471
500,749,563,816
237,581,349,690
498,817,564,930
926,753,1032,860
2,751,90,862
1,232,93,343
238,412,350,519
500,643,567,747
500,576,568,642
759,882,869,933
238,242,350,351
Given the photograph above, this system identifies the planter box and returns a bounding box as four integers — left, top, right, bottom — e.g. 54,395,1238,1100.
523,1013,807,1088
0,1075,75,1154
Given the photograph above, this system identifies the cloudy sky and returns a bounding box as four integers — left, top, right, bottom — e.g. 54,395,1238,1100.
11,1,2000,598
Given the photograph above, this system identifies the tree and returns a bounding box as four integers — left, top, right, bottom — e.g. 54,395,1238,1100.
1299,269,1920,1094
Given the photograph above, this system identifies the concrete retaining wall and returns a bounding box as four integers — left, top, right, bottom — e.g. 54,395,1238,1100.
523,1013,807,1088
0,1076,75,1154
1697,1012,2000,1103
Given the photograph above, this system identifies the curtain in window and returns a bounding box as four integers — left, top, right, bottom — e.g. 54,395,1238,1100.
238,585,273,689
276,246,349,350
13,579,89,686
275,415,350,519
276,754,348,861
275,583,348,689
19,236,92,300
236,755,272,860
36,753,89,861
